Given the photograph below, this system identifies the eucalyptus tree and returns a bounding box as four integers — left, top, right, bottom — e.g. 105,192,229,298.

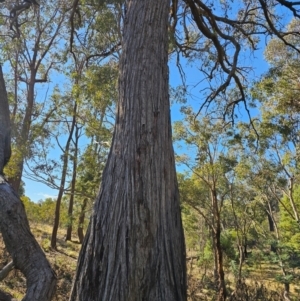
169,1,300,123
0,0,71,191
50,96,79,249
51,1,120,246
0,65,56,301
66,1,300,300
64,63,118,243
245,19,300,295
22,61,118,248
1,0,300,299
11,0,121,247
174,111,240,300
69,1,187,300
253,19,300,224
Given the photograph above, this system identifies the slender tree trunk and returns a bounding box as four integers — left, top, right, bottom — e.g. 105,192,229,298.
51,102,77,249
214,225,227,301
267,210,277,252
69,1,187,300
243,242,248,259
66,125,79,241
212,190,227,301
77,198,88,244
229,187,244,283
212,228,218,285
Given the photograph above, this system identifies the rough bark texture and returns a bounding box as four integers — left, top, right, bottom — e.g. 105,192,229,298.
0,65,11,176
69,0,187,300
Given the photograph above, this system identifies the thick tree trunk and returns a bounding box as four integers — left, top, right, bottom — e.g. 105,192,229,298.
69,0,187,300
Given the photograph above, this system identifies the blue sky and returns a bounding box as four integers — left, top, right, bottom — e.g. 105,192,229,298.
22,50,270,202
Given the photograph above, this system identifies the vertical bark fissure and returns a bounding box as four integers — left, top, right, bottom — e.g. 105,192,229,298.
70,0,187,300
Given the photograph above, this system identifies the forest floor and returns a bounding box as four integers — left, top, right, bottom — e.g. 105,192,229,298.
0,223,80,301
187,252,300,301
0,223,300,300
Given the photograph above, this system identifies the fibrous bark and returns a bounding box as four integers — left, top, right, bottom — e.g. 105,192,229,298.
70,0,187,300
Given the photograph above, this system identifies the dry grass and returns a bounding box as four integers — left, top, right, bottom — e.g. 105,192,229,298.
1,225,300,300
186,251,300,301
0,223,81,301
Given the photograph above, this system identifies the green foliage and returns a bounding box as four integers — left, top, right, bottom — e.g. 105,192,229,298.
41,238,51,252
279,186,300,250
197,239,214,267
221,231,238,261
22,197,68,227
181,203,201,249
